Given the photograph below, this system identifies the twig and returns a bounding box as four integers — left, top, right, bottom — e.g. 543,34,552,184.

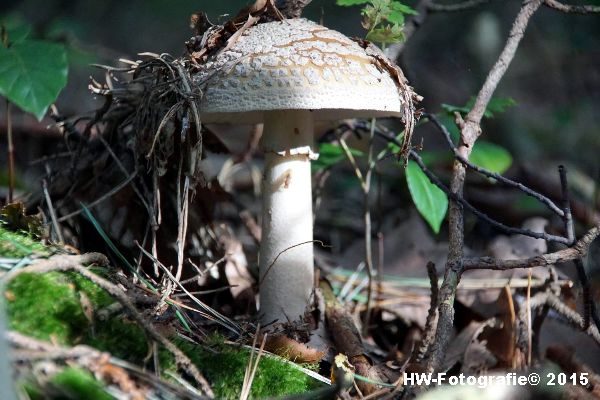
6,100,14,203
97,136,153,221
408,150,570,244
415,262,438,363
558,165,597,330
348,120,570,244
363,120,377,336
544,0,600,13
520,292,600,346
425,113,565,217
338,125,377,336
42,179,64,244
135,243,242,336
462,225,600,270
426,0,544,372
56,172,138,222
559,165,575,244
1,253,214,397
574,259,592,329
259,240,331,286
8,331,100,358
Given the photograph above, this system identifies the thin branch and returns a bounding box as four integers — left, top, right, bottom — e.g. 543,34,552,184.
558,165,597,331
42,179,65,244
337,123,377,335
415,262,438,363
425,113,565,217
559,165,575,244
409,150,570,245
462,225,600,270
56,172,138,222
363,119,377,336
348,120,570,244
259,240,331,286
544,0,600,13
6,100,14,203
521,292,600,346
339,120,572,245
337,138,366,191
7,331,208,399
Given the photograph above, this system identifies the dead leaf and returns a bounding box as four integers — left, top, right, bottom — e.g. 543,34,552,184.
480,286,526,369
265,334,326,363
443,319,500,373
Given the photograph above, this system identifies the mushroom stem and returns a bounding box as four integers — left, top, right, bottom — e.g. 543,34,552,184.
259,110,316,326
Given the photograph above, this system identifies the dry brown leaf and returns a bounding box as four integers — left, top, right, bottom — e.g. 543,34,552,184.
264,334,326,363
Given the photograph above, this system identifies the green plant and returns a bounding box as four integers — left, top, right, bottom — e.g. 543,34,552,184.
336,0,417,45
0,20,68,120
0,18,69,202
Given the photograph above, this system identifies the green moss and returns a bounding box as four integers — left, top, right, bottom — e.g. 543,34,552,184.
6,271,319,398
85,317,152,365
0,225,47,258
174,338,319,399
6,272,90,344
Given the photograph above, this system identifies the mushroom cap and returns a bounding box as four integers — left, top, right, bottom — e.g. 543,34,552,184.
196,19,404,124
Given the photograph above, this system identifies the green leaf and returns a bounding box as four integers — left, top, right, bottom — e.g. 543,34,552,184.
0,40,68,120
336,0,370,5
312,143,363,171
366,24,405,45
485,97,517,117
406,161,448,233
469,141,513,174
386,11,405,25
390,1,418,15
440,102,470,115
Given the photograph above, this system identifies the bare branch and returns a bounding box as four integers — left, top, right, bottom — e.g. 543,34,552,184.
463,226,600,271
544,0,600,13
521,292,600,346
408,150,570,245
415,262,439,362
425,113,565,217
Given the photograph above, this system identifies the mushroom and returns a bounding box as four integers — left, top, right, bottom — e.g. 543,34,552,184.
196,18,416,327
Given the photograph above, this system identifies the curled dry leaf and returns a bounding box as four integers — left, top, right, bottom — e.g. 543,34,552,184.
443,319,501,373
264,334,326,363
